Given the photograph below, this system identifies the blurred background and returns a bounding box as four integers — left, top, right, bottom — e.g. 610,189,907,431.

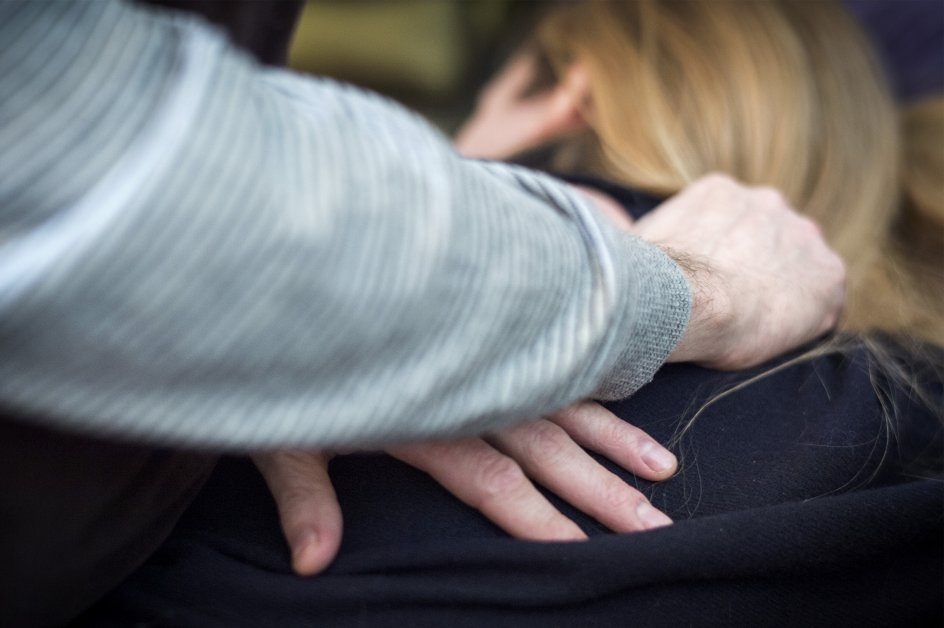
286,0,552,132
284,0,942,134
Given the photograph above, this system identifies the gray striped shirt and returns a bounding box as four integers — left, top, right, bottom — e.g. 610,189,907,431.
0,0,690,450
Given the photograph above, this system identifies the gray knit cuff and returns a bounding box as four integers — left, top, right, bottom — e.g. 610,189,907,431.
592,225,691,400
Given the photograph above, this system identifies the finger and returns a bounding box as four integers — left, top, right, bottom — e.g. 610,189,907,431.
478,50,542,107
491,420,673,533
389,438,587,542
550,401,677,481
253,451,343,576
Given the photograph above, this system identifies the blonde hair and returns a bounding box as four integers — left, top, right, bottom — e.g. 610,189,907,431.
535,0,944,346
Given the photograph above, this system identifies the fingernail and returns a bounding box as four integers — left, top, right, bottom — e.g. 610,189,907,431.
291,529,319,570
636,502,673,530
640,441,677,473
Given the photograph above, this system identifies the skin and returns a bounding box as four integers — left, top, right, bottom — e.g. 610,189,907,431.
456,52,844,369
256,50,845,576
255,401,676,576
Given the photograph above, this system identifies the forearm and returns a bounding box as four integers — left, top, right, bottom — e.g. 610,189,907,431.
0,1,690,449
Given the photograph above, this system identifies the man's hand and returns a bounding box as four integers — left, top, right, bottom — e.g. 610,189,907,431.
253,450,342,577
455,52,845,371
253,402,675,576
390,402,674,540
633,174,846,370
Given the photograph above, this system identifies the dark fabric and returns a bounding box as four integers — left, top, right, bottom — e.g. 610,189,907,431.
78,176,943,625
0,417,217,627
12,0,940,618
558,174,664,219
78,344,944,627
137,0,304,66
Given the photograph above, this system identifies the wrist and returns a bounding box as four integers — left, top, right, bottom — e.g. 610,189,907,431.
590,231,690,399
664,249,735,366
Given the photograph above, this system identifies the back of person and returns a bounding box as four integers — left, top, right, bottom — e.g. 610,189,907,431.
14,1,944,625
87,1,943,624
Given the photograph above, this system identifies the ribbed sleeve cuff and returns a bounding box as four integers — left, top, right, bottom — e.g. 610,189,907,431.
592,224,691,400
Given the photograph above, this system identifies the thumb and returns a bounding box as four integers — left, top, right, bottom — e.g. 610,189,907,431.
253,450,343,576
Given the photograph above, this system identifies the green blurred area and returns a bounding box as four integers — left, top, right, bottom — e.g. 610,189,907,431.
288,0,548,132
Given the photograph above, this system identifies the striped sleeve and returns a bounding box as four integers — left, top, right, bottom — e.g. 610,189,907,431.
0,0,689,450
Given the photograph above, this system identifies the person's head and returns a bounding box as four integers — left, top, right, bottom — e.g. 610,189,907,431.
528,0,943,345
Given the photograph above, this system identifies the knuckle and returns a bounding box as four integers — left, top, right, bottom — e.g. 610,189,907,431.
702,172,736,188
473,454,528,504
599,478,639,512
599,420,641,452
799,216,821,234
754,186,788,210
278,486,316,512
695,173,740,199
819,307,841,334
832,252,847,277
793,217,826,244
519,421,570,462
552,403,582,427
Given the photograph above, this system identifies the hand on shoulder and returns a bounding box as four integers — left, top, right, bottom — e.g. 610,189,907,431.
633,174,846,369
